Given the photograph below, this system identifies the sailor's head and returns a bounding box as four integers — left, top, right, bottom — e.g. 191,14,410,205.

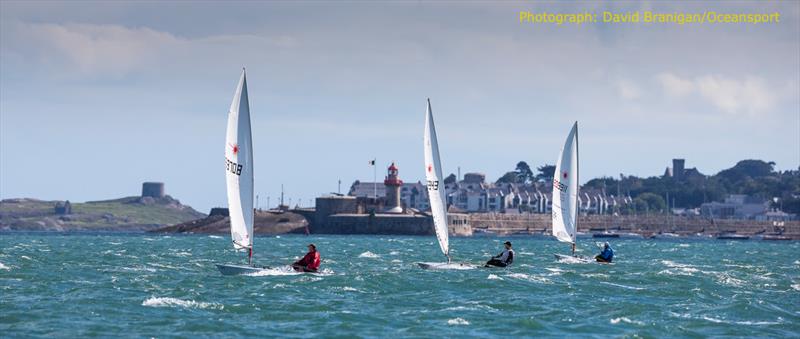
604,242,610,249
504,241,512,249
308,243,316,251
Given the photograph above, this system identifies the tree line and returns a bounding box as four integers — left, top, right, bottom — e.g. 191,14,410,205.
485,159,800,214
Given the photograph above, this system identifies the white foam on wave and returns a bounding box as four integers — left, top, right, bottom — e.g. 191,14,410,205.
149,263,179,270
507,273,551,284
610,317,644,325
713,272,746,287
556,256,592,264
790,284,800,291
701,315,781,325
122,266,157,273
0,262,10,270
659,260,700,276
358,251,380,258
444,304,495,312
142,297,223,310
208,235,222,239
670,312,782,326
389,251,400,255
391,259,402,263
600,281,645,290
487,274,503,280
447,318,470,325
245,267,304,277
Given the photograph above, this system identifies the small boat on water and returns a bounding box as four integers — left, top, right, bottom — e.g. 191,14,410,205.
215,70,295,276
717,233,750,240
551,122,594,263
416,99,477,270
592,232,620,238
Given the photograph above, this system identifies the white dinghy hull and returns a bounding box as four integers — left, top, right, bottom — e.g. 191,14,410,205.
216,264,270,276
416,262,478,270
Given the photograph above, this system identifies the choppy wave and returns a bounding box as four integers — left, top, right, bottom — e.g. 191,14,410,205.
447,318,469,325
600,282,645,290
358,251,380,258
142,297,223,310
2,233,797,337
507,273,551,284
610,317,644,325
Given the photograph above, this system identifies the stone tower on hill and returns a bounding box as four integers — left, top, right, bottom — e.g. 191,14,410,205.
142,182,165,198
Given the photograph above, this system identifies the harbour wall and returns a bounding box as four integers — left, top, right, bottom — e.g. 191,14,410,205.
469,213,800,238
310,212,472,236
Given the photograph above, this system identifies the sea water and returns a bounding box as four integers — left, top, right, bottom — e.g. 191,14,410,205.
1,233,798,337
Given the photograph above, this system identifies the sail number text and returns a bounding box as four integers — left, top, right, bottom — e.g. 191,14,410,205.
553,179,567,192
427,180,439,191
226,158,243,175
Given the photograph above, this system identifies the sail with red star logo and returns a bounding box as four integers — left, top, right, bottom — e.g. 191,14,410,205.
225,69,254,252
423,98,449,258
552,122,579,245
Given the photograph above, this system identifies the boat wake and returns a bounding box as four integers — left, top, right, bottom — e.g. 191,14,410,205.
244,266,335,277
554,255,592,264
245,266,303,276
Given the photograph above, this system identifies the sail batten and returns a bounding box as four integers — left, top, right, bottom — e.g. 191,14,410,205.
225,70,254,251
424,99,449,257
552,122,579,245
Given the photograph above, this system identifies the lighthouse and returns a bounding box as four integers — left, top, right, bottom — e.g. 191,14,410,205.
384,162,403,213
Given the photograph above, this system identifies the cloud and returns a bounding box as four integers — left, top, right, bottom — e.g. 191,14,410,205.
11,22,181,76
617,79,642,100
656,73,777,115
656,73,694,97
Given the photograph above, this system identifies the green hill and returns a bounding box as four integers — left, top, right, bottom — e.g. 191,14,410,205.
0,196,206,231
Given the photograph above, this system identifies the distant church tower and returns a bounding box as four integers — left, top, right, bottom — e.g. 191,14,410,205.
384,162,403,213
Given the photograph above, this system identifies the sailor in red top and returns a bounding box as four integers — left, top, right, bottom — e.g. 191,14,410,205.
292,244,321,272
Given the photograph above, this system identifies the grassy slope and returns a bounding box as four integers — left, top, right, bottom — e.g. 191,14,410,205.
0,197,206,230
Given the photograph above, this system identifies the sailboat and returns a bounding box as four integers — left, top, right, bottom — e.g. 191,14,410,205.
552,122,590,262
216,69,267,275
416,99,476,270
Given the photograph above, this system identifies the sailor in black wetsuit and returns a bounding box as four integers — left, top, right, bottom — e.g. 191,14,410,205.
485,241,514,267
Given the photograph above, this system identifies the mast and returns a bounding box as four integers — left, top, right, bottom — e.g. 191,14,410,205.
574,121,579,254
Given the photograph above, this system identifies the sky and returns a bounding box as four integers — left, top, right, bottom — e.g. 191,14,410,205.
1,1,798,213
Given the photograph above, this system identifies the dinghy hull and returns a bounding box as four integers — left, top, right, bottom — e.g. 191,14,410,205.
216,264,270,276
416,262,477,270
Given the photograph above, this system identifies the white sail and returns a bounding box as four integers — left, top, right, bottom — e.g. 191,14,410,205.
552,122,578,244
423,99,449,258
225,69,254,251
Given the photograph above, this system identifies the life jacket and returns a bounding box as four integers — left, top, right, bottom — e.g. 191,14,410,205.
306,251,321,270
601,248,614,261
506,250,514,264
